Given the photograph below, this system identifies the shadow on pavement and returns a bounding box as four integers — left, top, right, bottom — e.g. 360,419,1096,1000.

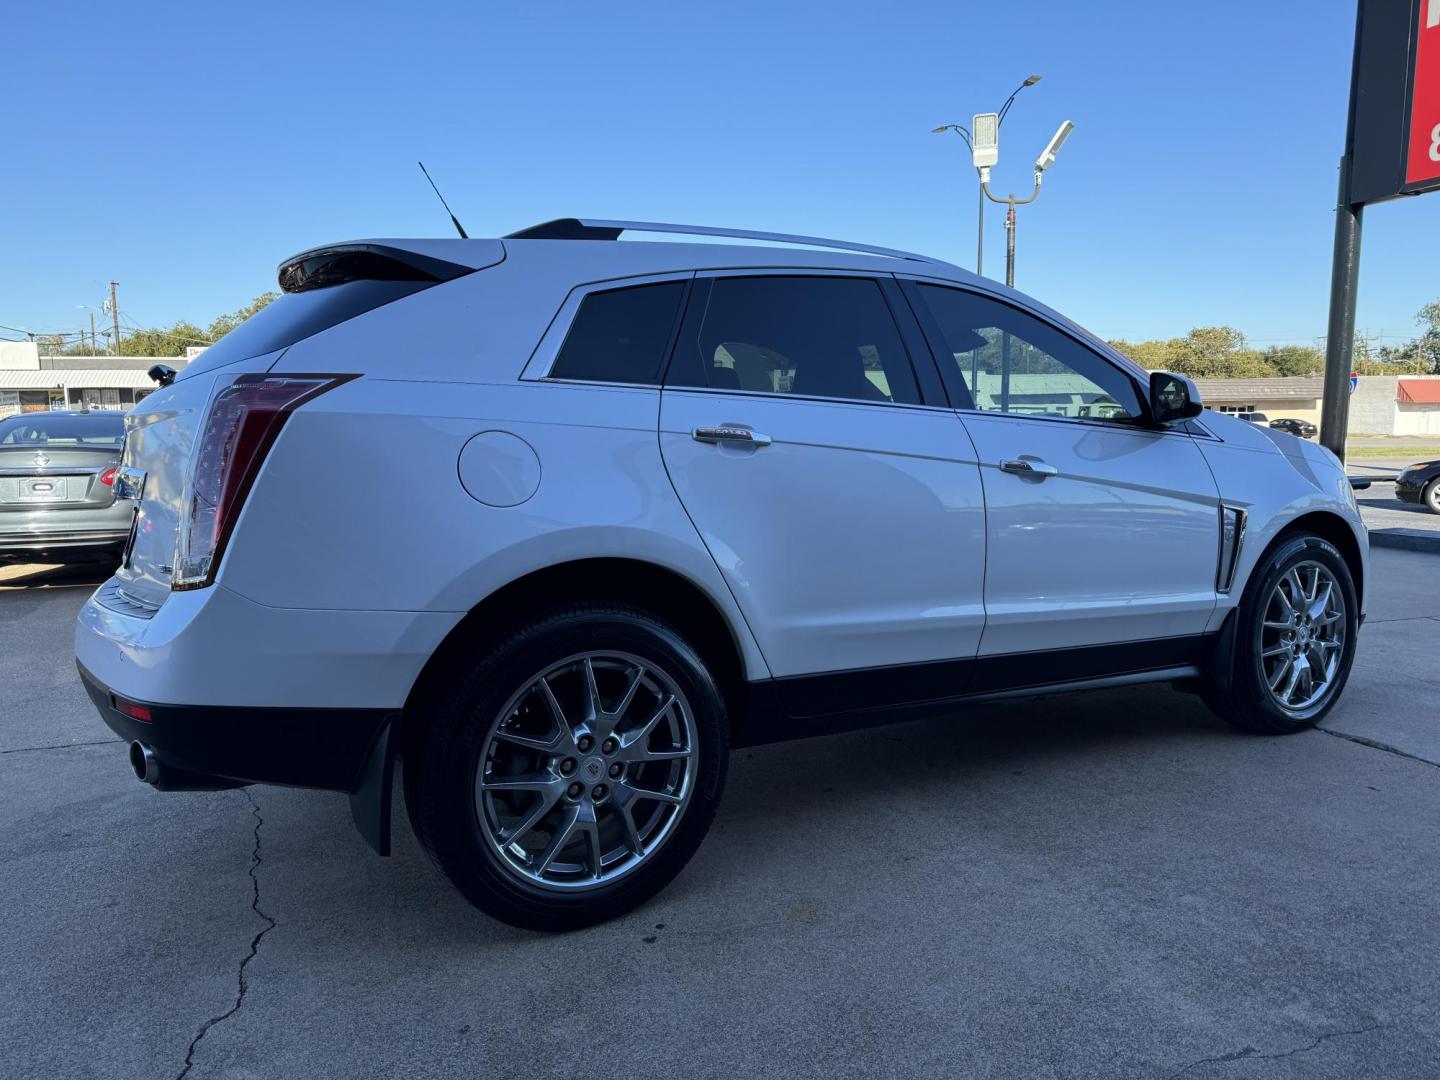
0,561,115,590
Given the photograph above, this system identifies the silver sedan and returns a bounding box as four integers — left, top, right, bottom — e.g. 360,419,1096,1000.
0,411,131,563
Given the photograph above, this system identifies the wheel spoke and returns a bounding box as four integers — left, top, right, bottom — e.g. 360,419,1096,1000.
1267,654,1292,691
1287,569,1307,607
1308,581,1334,622
500,785,562,847
484,772,561,793
619,694,675,753
533,803,582,874
1263,619,1294,631
536,676,571,738
615,801,644,856
581,657,602,720
577,801,603,880
612,664,646,720
632,747,692,763
492,727,562,752
1261,643,1291,658
1280,653,1307,704
619,779,683,806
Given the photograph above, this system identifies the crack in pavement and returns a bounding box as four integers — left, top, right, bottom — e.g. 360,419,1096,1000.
1168,1022,1390,1077
175,788,278,1080
0,738,123,756
1319,726,1440,770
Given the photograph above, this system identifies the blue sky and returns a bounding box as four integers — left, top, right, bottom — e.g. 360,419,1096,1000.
4,0,1437,349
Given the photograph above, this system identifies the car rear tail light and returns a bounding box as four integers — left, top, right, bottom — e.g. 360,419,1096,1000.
173,373,354,589
99,467,117,486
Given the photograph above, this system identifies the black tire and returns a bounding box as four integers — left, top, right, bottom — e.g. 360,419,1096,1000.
1201,532,1359,734
1424,478,1440,515
405,605,728,931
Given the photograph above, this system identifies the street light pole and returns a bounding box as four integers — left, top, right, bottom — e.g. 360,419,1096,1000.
934,75,1041,278
979,120,1074,288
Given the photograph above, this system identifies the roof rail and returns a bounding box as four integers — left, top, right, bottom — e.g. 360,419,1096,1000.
503,218,942,264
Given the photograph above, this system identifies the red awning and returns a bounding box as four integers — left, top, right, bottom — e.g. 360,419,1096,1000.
1397,379,1440,404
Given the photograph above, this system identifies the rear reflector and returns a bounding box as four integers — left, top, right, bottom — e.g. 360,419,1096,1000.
113,696,153,722
173,374,354,590
99,467,117,487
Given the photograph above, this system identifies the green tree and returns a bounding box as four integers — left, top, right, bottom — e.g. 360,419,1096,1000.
206,293,277,341
1261,344,1324,377
115,322,211,357
58,293,280,358
1414,300,1440,373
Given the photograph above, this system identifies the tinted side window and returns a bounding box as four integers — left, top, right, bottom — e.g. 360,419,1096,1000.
917,284,1141,420
550,281,686,384
674,276,920,406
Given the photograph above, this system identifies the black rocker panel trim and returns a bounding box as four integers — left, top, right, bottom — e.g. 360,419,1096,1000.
741,634,1211,746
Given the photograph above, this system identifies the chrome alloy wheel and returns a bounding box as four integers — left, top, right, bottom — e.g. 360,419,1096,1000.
1258,560,1347,713
475,651,697,891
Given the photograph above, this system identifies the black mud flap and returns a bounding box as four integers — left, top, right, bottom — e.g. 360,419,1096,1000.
349,717,399,856
1205,609,1240,696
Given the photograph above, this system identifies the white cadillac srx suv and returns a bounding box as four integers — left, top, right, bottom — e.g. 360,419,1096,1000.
76,219,1368,929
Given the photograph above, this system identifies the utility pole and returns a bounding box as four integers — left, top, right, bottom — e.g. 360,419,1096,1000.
89,312,97,356
108,281,121,357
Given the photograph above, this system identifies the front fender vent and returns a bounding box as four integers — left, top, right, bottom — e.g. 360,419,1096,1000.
1217,506,1247,594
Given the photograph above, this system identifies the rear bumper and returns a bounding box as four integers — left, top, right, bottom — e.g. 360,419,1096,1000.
0,527,128,559
78,662,392,791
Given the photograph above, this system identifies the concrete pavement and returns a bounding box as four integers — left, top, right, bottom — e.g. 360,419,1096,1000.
3,553,1439,1079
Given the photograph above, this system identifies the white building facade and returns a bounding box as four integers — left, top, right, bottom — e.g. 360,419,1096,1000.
0,342,193,418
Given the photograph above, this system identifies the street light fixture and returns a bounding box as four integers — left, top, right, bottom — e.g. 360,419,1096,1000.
933,75,1043,277
979,118,1077,287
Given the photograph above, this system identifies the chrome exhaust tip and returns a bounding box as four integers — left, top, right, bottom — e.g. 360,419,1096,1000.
128,741,159,785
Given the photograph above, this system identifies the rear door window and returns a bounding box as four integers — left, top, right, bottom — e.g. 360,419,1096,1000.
669,276,921,406
549,281,687,384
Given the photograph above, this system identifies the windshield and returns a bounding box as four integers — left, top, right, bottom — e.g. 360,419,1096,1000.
0,413,125,447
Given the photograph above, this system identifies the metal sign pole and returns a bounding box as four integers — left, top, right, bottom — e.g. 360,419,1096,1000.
1320,156,1363,463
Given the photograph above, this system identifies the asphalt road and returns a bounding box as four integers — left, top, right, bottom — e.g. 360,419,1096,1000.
3,554,1439,1080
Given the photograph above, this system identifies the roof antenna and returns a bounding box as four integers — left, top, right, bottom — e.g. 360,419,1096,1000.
418,161,469,239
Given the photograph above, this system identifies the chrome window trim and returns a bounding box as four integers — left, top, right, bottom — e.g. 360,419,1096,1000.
520,270,696,383
657,384,956,415
952,405,1199,440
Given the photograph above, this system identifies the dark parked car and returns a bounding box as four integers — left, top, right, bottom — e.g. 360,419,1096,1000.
0,411,131,562
1269,417,1317,438
1395,459,1440,514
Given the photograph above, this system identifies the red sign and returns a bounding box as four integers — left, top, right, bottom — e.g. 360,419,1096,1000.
1407,0,1440,186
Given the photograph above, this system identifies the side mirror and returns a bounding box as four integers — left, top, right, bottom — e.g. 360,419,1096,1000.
1148,371,1203,424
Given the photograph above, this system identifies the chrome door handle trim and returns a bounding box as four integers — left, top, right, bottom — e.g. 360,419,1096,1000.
999,458,1058,478
692,426,772,448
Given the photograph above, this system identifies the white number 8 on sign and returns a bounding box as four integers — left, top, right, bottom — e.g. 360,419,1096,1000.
1431,123,1440,163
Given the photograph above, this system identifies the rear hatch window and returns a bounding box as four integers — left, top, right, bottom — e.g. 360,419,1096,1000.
177,243,487,381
